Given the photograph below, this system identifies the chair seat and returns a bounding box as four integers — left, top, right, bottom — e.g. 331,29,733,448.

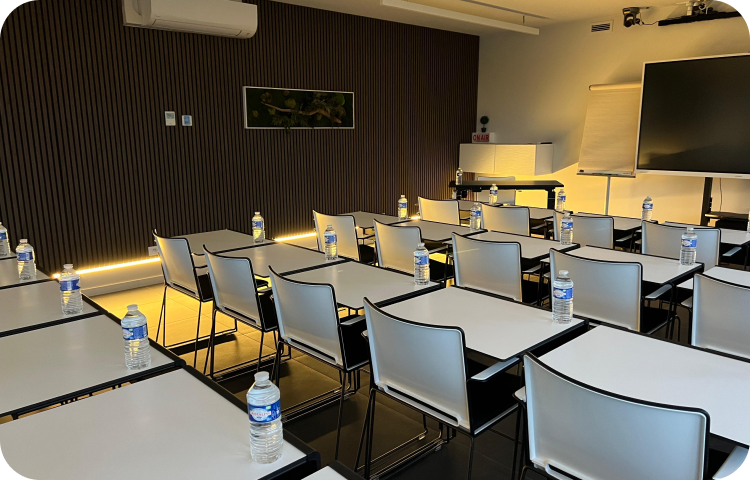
358,244,376,264
467,360,521,434
429,258,454,282
339,315,370,371
640,306,670,335
521,279,540,304
681,296,693,309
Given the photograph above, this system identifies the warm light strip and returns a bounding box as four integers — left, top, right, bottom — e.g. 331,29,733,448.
274,232,316,242
410,215,421,220
52,257,161,278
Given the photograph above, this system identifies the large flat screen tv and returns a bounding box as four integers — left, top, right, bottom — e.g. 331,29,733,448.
636,54,750,178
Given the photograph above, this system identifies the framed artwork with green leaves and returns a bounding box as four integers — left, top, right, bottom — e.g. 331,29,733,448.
243,86,354,130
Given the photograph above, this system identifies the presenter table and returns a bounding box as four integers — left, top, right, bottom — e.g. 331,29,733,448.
0,369,320,480
0,281,100,337
0,259,49,289
0,315,179,418
451,180,564,209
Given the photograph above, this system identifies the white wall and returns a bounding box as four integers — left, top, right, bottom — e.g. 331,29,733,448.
477,8,750,223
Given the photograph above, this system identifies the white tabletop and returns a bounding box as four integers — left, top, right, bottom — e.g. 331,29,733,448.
305,465,358,480
467,231,579,260
285,262,438,309
176,229,268,255
0,369,309,480
0,252,16,261
678,266,750,290
0,281,99,337
0,315,174,416
664,222,750,246
575,212,642,232
345,211,407,229
382,287,583,362
0,259,49,289
541,325,750,447
395,219,481,242
220,243,342,277
566,246,701,286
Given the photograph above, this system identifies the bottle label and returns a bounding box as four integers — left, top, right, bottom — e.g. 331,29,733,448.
490,189,498,195
642,203,653,210
682,238,697,248
471,210,480,218
553,287,573,300
252,220,262,229
561,219,573,230
558,195,566,202
325,234,337,244
0,232,6,240
249,400,281,423
415,255,429,266
17,252,33,261
123,324,148,341
60,279,80,291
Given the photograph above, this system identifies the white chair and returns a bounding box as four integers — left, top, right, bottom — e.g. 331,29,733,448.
521,354,711,480
203,248,278,378
153,231,216,367
480,205,530,236
570,214,614,248
476,176,516,205
692,274,750,360
452,233,538,303
361,298,517,479
313,211,375,263
418,197,460,225
642,221,720,268
373,221,451,282
269,267,369,460
549,249,668,334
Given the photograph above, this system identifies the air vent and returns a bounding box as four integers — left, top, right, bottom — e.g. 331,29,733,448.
591,21,613,33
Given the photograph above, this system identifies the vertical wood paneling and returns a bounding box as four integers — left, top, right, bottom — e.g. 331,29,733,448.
0,0,479,273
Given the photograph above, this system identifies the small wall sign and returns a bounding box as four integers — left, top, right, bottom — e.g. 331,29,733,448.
182,115,193,127
165,111,176,126
472,132,496,143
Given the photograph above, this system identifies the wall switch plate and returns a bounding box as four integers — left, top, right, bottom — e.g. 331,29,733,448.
148,246,159,256
165,111,176,126
182,115,193,127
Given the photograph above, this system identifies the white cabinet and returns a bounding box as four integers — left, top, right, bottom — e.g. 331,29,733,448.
459,144,553,175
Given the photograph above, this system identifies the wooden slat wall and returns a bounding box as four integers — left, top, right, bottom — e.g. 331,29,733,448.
0,0,479,273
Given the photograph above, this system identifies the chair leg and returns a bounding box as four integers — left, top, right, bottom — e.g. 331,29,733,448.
334,372,348,461
193,302,203,368
203,309,217,377
364,388,378,480
272,341,284,386
511,407,523,480
467,436,476,480
256,331,265,374
155,285,167,346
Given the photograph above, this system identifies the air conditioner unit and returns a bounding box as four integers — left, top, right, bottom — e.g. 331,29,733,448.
123,0,257,39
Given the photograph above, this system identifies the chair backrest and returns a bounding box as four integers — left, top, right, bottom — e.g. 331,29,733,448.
418,197,460,225
524,354,708,480
204,248,261,326
693,274,750,360
476,176,516,205
641,222,720,268
480,205,530,236
373,221,422,274
550,249,641,330
269,267,344,366
364,298,471,429
570,215,614,248
452,234,522,301
313,211,360,261
154,232,199,295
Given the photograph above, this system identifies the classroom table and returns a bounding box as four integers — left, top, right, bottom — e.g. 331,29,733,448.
284,261,441,310
0,259,50,290
0,315,179,418
382,286,584,364
176,229,269,255
305,462,361,480
678,266,750,290
344,211,407,230
0,280,100,337
664,222,750,247
0,252,14,261
575,212,643,233
540,325,750,448
394,219,483,243
465,231,579,270
0,369,320,480
219,242,345,277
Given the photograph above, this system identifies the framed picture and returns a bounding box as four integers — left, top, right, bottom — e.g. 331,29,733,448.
243,86,354,129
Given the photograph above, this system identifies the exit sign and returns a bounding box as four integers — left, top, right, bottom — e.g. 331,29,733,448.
472,132,496,143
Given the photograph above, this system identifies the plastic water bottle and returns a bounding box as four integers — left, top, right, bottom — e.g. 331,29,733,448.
556,189,566,211
414,243,430,285
324,225,338,261
122,305,151,369
252,212,265,243
0,223,9,257
16,239,36,280
247,371,283,464
470,203,481,231
552,270,574,324
489,184,498,205
560,213,573,245
60,264,83,315
456,167,463,185
398,195,408,220
680,227,698,266
451,190,457,199
642,196,654,221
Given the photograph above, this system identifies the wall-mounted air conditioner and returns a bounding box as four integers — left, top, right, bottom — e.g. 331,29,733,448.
123,0,258,39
